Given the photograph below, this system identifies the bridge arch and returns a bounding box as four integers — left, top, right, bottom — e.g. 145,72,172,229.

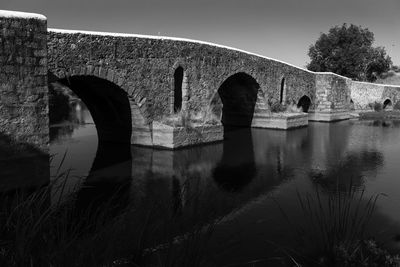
211,72,260,127
49,67,152,145
49,74,132,143
383,99,392,110
297,95,312,112
49,72,151,146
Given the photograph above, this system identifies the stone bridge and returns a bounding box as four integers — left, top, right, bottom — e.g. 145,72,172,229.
1,10,400,153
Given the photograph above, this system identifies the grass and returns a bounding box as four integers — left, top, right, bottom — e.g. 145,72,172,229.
276,182,400,266
359,110,400,120
0,168,220,267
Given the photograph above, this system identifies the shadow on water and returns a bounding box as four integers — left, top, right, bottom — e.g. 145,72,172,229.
0,133,49,193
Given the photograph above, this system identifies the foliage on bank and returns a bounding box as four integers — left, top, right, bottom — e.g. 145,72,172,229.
307,24,392,82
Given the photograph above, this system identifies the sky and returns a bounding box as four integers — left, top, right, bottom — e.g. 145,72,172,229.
1,0,399,68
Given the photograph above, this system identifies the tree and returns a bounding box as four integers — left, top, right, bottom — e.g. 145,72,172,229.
307,24,392,81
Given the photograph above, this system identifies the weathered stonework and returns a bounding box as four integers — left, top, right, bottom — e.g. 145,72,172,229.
0,11,49,152
1,9,400,151
252,113,308,129
152,121,223,149
311,73,351,121
46,29,316,131
350,81,400,111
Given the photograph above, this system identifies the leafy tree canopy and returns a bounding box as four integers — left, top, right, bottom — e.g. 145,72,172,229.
307,24,392,81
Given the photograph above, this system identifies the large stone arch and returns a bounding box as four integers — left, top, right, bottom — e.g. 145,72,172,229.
48,69,151,145
210,72,261,127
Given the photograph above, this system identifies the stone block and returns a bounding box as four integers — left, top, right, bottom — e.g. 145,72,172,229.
252,112,308,129
308,111,350,122
152,121,223,149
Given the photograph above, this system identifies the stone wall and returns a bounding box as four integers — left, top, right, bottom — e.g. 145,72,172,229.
47,29,316,126
350,81,400,110
3,9,400,151
314,72,351,112
0,11,49,153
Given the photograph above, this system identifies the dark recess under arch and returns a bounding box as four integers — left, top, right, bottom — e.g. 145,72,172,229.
49,73,132,144
297,95,311,112
216,72,260,127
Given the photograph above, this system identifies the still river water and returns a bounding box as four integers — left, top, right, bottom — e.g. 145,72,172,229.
50,103,400,265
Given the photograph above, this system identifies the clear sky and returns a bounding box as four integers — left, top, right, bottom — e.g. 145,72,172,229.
1,0,399,68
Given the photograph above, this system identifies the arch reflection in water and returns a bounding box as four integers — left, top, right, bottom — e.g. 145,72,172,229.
74,141,132,224
213,127,256,192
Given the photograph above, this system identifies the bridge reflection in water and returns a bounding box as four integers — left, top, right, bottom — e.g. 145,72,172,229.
48,114,387,223
6,100,397,264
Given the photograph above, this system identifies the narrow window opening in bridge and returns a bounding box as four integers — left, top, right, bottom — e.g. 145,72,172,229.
383,99,392,109
297,95,311,112
280,78,285,104
174,66,184,112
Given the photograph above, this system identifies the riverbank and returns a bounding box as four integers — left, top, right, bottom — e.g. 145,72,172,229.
359,110,400,120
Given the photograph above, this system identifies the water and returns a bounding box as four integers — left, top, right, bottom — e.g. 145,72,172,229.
49,104,400,265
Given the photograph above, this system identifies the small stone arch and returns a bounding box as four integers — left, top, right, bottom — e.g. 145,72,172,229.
297,95,312,112
211,72,260,127
383,99,392,110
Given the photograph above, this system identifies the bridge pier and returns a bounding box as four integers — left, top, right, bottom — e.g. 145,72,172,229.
0,11,49,191
309,73,351,122
0,11,49,152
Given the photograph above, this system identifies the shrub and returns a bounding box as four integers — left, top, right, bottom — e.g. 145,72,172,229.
270,102,286,113
378,70,396,80
286,103,302,113
368,102,383,112
191,105,221,126
160,106,220,128
160,109,192,128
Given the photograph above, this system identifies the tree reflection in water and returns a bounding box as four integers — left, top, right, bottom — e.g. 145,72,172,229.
310,150,384,192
